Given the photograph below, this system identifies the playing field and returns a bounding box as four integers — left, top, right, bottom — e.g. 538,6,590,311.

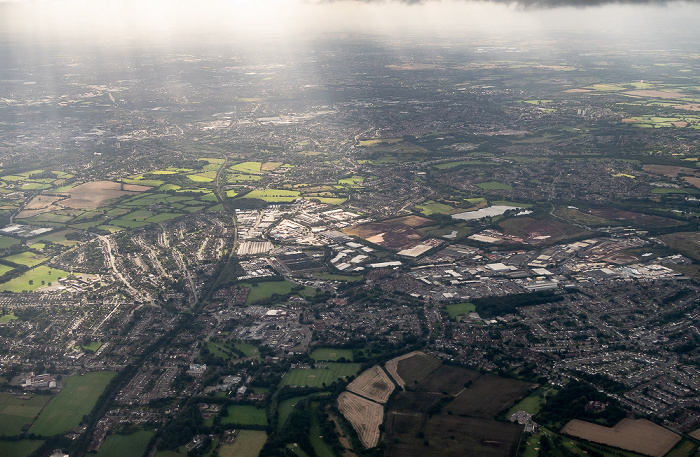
221,405,268,426
30,371,116,436
0,392,51,436
477,181,513,190
0,265,72,293
219,430,267,457
310,348,353,361
446,302,476,319
242,189,300,202
278,396,309,431
0,440,43,457
95,430,153,457
280,363,360,387
0,235,20,249
3,251,48,267
241,280,316,305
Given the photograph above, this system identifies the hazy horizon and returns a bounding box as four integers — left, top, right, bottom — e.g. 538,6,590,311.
1,0,700,46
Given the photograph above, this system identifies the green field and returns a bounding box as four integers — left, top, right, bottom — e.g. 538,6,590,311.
652,187,694,194
0,440,43,457
1,265,72,293
81,341,103,352
234,342,259,358
229,162,262,174
121,177,166,187
187,174,214,182
221,405,268,426
230,161,262,174
477,181,513,190
95,430,154,457
30,371,116,436
309,402,334,457
415,200,459,216
446,302,476,319
218,430,267,457
0,264,14,276
280,363,360,387
310,348,353,362
242,189,300,202
0,313,18,324
0,392,52,435
338,175,365,185
434,160,495,169
227,173,261,182
3,252,48,267
505,387,547,418
277,396,308,431
241,280,316,305
0,235,20,249
304,196,346,205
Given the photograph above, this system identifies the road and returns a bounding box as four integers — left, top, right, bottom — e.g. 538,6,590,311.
97,235,154,305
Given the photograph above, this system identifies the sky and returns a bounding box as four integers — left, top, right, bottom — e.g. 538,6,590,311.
1,0,699,43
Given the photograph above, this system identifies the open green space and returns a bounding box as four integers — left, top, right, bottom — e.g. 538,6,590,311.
338,175,365,185
3,252,48,268
230,162,262,174
446,302,476,319
477,181,513,190
358,138,402,147
80,341,103,352
659,232,700,261
309,402,334,457
154,451,184,457
187,174,214,183
280,363,360,387
505,387,547,418
241,189,300,202
227,173,261,182
0,440,43,457
1,265,72,293
0,235,20,249
0,392,52,436
665,439,697,457
310,348,353,362
241,280,316,305
121,177,165,187
434,160,496,169
304,196,346,205
419,223,472,239
30,371,116,436
0,264,15,276
218,430,267,457
0,313,18,324
221,405,267,426
234,342,259,358
416,200,459,216
553,206,613,227
95,430,154,457
278,396,308,430
652,187,695,194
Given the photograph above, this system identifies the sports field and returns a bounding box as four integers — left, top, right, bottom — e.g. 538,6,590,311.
221,405,268,426
219,430,267,457
280,363,360,387
0,440,43,457
310,348,353,361
95,430,153,457
30,371,116,436
0,392,51,435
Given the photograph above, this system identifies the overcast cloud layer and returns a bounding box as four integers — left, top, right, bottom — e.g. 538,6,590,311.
1,0,699,42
